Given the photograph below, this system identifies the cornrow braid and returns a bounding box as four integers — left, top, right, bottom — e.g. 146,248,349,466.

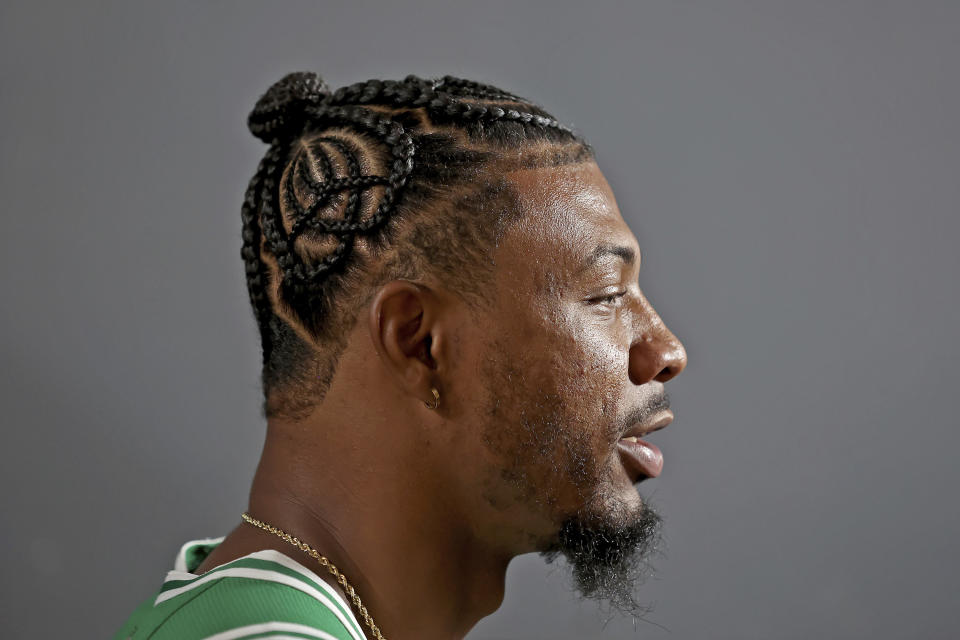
259,105,415,309
433,75,526,100
241,71,594,420
240,148,277,357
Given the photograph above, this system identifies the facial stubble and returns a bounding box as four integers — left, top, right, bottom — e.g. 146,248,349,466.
477,335,663,616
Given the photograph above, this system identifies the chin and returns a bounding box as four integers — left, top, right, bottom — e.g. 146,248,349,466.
616,482,646,514
536,489,663,615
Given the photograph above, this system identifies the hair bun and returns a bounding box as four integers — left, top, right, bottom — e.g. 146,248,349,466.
247,71,331,143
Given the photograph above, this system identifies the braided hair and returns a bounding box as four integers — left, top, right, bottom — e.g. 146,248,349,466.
241,72,594,420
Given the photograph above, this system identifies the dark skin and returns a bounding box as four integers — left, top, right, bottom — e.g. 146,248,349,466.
196,160,687,639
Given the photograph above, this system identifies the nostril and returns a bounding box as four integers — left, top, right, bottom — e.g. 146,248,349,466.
656,345,687,382
629,333,687,385
654,364,678,382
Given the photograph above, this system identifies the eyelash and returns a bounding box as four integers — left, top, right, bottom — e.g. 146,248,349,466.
594,290,628,306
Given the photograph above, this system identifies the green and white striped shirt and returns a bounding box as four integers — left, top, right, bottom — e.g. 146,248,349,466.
113,536,366,640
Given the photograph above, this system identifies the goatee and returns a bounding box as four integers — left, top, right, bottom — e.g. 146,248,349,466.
540,497,663,616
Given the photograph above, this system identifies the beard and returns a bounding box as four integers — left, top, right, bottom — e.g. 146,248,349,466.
538,483,663,617
475,333,666,615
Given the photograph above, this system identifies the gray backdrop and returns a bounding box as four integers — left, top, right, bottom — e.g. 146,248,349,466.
2,2,957,638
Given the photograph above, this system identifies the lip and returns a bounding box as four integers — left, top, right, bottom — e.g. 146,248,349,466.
621,409,674,440
617,438,664,480
615,409,673,482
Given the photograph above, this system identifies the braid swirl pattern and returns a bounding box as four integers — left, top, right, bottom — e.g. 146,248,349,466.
241,70,587,381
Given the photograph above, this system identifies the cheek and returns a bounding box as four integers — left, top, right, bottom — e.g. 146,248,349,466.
483,303,629,442
470,314,632,522
549,317,629,417
526,322,631,483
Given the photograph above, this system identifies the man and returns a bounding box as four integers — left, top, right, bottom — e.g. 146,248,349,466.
115,72,687,640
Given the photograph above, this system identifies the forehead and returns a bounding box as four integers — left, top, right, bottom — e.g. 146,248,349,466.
493,162,638,288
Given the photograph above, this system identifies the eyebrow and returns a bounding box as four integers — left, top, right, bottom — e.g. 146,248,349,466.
577,242,638,274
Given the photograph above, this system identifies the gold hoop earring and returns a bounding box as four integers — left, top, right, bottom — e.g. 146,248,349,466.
423,387,440,410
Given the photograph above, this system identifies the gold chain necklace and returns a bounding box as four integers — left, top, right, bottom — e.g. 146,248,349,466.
241,512,386,640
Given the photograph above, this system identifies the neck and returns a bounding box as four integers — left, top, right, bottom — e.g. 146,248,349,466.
245,419,511,640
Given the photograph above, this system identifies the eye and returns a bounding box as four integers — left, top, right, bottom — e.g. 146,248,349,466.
592,290,628,306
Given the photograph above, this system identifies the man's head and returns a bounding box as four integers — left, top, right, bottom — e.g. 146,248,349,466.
241,72,686,614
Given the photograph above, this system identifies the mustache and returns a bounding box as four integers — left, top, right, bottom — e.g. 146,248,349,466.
621,391,671,434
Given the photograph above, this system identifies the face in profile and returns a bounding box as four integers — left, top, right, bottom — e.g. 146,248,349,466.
449,160,687,614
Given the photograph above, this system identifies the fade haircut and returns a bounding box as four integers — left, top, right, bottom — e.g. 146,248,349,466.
241,72,594,420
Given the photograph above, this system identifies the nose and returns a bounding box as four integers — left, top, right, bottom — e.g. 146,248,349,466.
628,295,687,385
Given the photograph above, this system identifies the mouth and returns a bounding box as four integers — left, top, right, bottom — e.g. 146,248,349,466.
616,409,673,482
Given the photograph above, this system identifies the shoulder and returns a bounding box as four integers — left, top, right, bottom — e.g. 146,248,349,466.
116,550,365,640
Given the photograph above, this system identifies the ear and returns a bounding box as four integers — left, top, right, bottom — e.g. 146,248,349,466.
367,279,443,407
